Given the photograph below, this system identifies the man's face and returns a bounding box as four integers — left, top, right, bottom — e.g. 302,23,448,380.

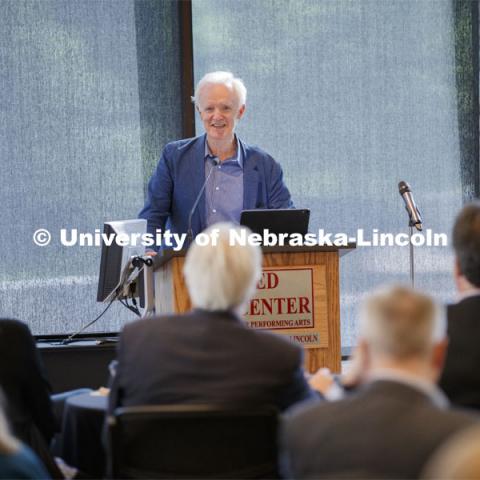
197,83,245,142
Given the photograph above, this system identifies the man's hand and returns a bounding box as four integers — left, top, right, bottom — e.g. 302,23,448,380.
308,367,335,395
341,342,368,388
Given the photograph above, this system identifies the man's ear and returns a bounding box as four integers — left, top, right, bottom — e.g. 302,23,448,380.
454,257,461,280
357,339,371,370
237,104,246,120
432,338,448,380
454,256,470,293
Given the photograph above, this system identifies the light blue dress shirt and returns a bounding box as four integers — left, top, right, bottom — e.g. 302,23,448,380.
204,136,244,227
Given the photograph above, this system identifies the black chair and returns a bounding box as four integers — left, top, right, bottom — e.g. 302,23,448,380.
106,404,280,479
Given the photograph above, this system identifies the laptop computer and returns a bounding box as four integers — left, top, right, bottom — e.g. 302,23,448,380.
240,208,310,236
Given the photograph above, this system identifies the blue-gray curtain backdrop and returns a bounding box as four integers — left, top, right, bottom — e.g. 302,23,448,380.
1,0,478,347
192,0,475,347
0,0,183,334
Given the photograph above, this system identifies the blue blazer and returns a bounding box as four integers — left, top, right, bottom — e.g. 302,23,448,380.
139,134,293,238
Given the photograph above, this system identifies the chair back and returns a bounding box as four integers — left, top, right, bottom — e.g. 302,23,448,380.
106,403,279,479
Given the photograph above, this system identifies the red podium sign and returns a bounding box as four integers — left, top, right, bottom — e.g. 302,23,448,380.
245,267,327,348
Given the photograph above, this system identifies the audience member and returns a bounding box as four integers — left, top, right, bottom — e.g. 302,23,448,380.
422,425,480,479
282,286,478,479
0,319,62,478
109,223,320,414
0,391,50,479
439,200,480,409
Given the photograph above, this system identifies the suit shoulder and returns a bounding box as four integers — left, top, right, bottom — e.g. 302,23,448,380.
243,142,271,157
121,314,178,337
440,406,480,427
247,328,303,363
164,136,202,154
240,139,277,163
285,395,342,440
448,297,480,323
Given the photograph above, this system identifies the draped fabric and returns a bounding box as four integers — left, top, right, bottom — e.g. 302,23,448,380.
192,0,477,347
0,0,183,334
1,0,478,343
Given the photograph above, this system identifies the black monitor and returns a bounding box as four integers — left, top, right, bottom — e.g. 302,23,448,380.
240,208,310,236
97,219,147,302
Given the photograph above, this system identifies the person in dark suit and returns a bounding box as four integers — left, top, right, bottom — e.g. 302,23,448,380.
139,71,292,247
108,223,319,414
282,286,478,480
0,319,62,478
439,201,480,409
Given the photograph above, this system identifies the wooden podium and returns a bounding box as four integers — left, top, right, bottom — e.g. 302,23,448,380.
149,245,354,374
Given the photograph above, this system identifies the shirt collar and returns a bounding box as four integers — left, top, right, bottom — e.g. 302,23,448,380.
368,368,449,409
204,135,243,168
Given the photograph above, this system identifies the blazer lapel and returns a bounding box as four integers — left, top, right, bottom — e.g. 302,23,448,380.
241,139,259,210
191,134,207,230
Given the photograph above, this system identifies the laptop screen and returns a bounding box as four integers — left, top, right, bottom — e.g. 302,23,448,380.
240,209,310,236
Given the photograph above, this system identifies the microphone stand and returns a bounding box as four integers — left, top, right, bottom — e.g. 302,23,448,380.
187,158,219,244
398,180,422,288
409,223,415,288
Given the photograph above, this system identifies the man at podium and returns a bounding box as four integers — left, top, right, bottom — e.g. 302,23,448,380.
139,71,292,249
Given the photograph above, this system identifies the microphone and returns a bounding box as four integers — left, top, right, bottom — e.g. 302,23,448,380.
398,181,423,231
187,158,219,243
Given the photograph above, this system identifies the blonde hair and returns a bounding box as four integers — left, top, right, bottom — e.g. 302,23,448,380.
193,71,247,108
183,223,261,312
359,285,445,359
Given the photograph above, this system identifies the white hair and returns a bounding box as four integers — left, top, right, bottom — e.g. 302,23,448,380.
183,223,261,312
359,285,446,359
192,71,247,108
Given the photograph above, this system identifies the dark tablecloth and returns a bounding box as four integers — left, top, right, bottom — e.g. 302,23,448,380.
60,393,107,477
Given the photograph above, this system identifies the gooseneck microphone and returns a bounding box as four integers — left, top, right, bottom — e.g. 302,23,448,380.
187,158,220,243
398,181,423,231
